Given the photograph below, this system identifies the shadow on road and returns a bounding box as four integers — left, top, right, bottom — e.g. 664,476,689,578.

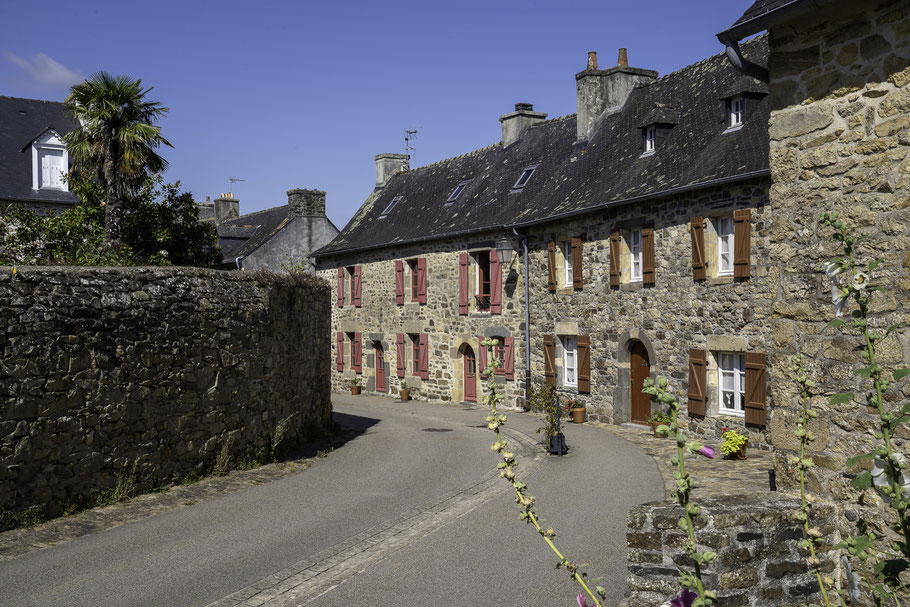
282,411,380,461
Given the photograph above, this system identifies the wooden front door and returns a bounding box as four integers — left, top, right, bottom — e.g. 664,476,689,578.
630,341,651,423
375,344,386,393
464,346,477,402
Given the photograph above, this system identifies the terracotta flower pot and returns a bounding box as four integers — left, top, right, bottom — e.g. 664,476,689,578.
350,386,361,395
570,407,586,424
400,389,410,401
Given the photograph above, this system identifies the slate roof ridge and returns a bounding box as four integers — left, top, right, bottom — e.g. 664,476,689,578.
642,33,768,87
405,141,502,175
0,95,66,105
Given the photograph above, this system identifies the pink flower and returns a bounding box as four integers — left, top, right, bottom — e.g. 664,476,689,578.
699,446,715,459
577,594,593,607
670,589,697,607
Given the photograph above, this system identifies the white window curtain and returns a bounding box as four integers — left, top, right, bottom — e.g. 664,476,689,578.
718,353,745,415
717,217,734,275
563,242,573,287
562,336,577,388
630,230,642,282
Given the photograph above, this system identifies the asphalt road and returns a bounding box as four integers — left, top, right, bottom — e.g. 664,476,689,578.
0,395,663,607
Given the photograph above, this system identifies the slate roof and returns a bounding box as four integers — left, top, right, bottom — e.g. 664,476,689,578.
731,0,798,28
217,205,291,263
316,36,769,257
718,0,812,42
0,96,80,205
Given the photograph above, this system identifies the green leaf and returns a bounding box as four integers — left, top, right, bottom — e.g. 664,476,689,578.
894,369,910,382
887,322,910,336
829,392,854,405
855,367,873,379
825,319,845,332
851,471,873,491
846,452,876,467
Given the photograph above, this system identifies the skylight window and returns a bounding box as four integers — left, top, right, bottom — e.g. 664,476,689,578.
380,195,403,217
512,165,539,191
447,180,471,203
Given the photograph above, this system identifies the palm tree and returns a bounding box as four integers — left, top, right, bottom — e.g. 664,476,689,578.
64,72,172,249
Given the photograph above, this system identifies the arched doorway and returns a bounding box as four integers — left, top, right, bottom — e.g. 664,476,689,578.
464,345,477,402
375,343,386,393
630,341,651,423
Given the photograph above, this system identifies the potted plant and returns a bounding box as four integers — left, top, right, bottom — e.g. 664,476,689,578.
720,427,748,459
399,381,410,401
534,385,566,455
350,377,361,395
565,399,586,424
646,410,671,438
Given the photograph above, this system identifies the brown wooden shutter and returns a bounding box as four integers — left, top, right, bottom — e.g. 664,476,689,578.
395,260,404,305
418,334,429,380
744,352,767,426
478,336,488,377
734,209,751,278
396,334,406,377
571,237,583,289
691,216,706,281
687,348,706,416
337,268,344,307
609,230,620,287
577,335,590,393
352,265,362,307
336,332,344,371
458,253,469,315
544,335,556,386
353,332,362,373
642,226,655,285
490,250,502,314
417,257,427,304
547,241,556,292
503,337,515,380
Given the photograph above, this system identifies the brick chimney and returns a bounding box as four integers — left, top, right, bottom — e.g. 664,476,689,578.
214,193,239,224
287,188,326,217
499,102,547,147
575,49,658,141
375,153,409,188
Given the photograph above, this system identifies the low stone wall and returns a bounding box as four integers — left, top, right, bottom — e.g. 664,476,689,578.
0,266,332,518
627,494,839,607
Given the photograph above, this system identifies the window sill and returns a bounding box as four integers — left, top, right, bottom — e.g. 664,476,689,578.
723,124,744,134
620,282,644,292
715,411,746,420
706,276,734,286
639,151,655,158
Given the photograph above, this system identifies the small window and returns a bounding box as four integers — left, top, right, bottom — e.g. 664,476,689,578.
408,259,419,301
643,126,656,154
729,96,744,128
563,242,573,288
380,195,402,217
629,229,642,282
718,353,745,416
562,335,578,388
492,336,506,375
512,165,538,190
38,149,66,189
474,251,492,311
447,181,471,203
410,334,420,375
717,217,735,276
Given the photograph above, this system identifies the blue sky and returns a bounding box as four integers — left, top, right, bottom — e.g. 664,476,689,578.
2,1,751,228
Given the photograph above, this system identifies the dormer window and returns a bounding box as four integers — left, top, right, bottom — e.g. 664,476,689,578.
643,125,656,155
380,195,402,217
512,165,538,191
729,95,744,128
31,130,69,191
447,180,471,203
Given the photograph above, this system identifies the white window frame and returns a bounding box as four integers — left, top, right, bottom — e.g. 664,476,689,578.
629,229,642,282
31,131,69,192
512,165,539,191
643,126,656,155
563,241,573,288
717,217,734,276
730,95,744,128
718,352,745,417
561,335,578,388
446,180,471,203
380,195,402,217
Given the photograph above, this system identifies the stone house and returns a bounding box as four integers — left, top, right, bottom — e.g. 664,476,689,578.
314,37,780,447
718,0,910,497
0,96,79,214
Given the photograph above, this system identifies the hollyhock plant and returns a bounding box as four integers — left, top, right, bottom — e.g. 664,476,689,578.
670,589,697,607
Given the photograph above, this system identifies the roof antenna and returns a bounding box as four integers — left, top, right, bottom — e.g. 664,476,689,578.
228,176,246,196
404,128,419,166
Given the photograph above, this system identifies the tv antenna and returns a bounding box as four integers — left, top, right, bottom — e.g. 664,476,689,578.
405,128,419,165
228,176,246,196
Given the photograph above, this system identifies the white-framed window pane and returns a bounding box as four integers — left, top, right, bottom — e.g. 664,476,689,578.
718,353,745,415
717,217,734,275
563,242,573,287
731,97,744,126
630,230,642,282
645,127,656,152
40,149,65,189
562,336,577,387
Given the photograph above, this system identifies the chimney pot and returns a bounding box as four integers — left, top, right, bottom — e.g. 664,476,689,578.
515,102,534,112
618,48,628,67
499,102,547,146
587,51,598,70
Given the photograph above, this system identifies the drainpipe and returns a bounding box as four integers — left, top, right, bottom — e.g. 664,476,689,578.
514,228,531,407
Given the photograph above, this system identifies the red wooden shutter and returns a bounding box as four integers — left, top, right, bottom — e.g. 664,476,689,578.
490,250,502,314
503,337,515,380
577,335,590,393
336,332,344,371
396,333,406,377
418,334,429,380
687,349,707,416
642,226,655,285
337,268,344,307
609,230,620,287
352,265,362,307
691,217,706,281
544,335,556,386
572,237,583,289
417,257,427,304
478,336,488,377
744,352,767,426
353,332,362,373
734,208,751,278
458,253,469,315
395,260,404,305
547,241,556,292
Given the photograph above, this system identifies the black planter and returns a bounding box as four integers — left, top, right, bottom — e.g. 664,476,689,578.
548,433,567,455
